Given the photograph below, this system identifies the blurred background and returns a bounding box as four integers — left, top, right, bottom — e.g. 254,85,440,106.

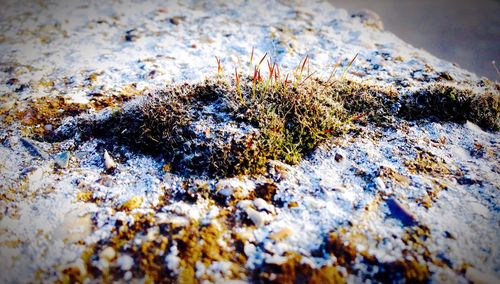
329,0,500,80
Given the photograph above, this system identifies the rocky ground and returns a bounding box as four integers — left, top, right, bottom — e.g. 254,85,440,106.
0,0,498,283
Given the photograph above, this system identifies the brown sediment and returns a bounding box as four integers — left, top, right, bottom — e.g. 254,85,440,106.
253,252,346,284
66,209,249,283
47,77,498,180
405,150,451,177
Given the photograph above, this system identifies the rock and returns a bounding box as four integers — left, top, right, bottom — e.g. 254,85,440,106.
103,150,116,171
245,207,265,227
99,247,116,261
44,124,53,132
268,160,293,181
374,177,386,191
253,198,268,211
117,254,134,271
124,29,139,42
216,178,254,201
53,151,70,168
20,137,49,160
334,153,343,162
169,16,185,25
385,197,417,226
351,9,384,30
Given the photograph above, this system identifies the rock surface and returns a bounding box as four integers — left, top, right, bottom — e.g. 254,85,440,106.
0,0,498,283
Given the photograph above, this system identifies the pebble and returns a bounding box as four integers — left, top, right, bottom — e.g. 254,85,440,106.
103,150,116,171
53,151,70,168
374,177,386,191
253,198,268,211
169,16,185,25
117,254,134,271
385,197,417,226
334,153,344,162
99,247,116,261
20,137,49,160
351,9,384,30
44,124,53,132
245,207,265,227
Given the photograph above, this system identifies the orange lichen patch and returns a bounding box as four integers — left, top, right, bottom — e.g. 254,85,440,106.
70,209,248,283
119,196,144,211
254,252,346,284
3,83,142,137
76,190,93,202
14,96,87,136
405,150,450,177
0,239,23,248
174,221,246,282
323,225,436,283
269,227,293,242
416,179,448,208
377,166,410,187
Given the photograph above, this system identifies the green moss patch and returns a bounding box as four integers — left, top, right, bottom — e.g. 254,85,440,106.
399,83,499,131
54,78,498,178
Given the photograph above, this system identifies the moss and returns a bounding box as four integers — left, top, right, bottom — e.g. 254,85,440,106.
68,79,396,178
51,74,497,179
399,83,499,130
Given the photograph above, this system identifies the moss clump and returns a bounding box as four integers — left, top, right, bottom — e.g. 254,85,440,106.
56,76,498,178
399,83,500,130
65,78,398,177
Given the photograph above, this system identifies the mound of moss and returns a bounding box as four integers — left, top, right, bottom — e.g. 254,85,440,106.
53,78,498,178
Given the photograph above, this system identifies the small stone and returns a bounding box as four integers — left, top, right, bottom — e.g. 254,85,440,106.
54,151,70,168
269,227,293,241
288,201,299,208
374,177,386,191
124,29,138,42
97,176,114,187
117,254,134,271
20,137,49,160
124,271,132,281
253,198,268,211
103,150,116,171
334,153,343,162
351,9,384,30
99,247,116,261
121,196,143,211
385,197,417,226
245,207,265,227
169,16,185,25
